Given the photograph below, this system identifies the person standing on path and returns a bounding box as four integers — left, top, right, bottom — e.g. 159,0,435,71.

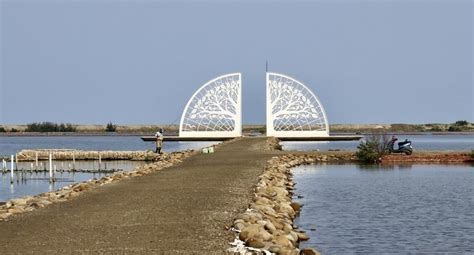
155,129,164,154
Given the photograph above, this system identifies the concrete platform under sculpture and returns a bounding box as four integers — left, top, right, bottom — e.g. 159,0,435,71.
140,135,362,142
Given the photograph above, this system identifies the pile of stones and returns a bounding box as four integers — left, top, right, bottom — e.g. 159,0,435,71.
265,137,282,151
17,149,161,161
230,154,320,255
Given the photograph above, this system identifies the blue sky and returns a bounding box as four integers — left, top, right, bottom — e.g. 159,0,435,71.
1,0,472,124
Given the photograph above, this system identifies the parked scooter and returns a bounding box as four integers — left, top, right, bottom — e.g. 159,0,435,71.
387,136,413,155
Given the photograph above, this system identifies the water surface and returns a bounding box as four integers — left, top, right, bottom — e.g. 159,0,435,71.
0,160,147,202
293,164,474,254
0,136,219,156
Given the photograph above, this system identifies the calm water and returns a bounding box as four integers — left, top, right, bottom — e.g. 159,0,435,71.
282,134,474,151
0,136,220,156
0,160,147,202
293,164,474,254
0,136,219,202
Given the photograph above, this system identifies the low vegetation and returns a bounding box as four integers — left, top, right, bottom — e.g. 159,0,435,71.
0,126,5,132
0,121,472,134
471,150,474,159
356,133,390,163
455,120,469,126
25,122,76,132
105,122,117,132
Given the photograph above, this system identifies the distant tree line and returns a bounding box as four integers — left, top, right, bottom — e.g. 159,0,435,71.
25,122,76,132
105,122,117,132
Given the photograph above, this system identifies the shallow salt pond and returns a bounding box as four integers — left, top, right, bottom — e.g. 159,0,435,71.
293,163,474,254
0,137,219,202
0,160,147,202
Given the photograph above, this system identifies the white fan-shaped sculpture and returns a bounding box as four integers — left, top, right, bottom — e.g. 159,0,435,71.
266,72,329,137
179,73,242,138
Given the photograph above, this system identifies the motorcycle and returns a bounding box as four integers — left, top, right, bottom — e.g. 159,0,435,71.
387,137,413,155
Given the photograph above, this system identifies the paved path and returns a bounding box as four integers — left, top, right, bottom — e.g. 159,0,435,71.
0,138,280,253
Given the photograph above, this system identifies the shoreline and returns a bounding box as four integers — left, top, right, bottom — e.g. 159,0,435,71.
1,131,473,137
0,137,471,253
0,137,276,252
0,150,194,220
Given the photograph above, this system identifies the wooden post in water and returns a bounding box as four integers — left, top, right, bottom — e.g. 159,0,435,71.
10,155,14,184
35,151,39,170
98,152,102,171
15,153,18,171
49,152,53,183
2,159,6,172
72,151,76,170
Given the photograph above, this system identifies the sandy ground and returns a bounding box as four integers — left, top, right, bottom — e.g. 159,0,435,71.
0,137,281,253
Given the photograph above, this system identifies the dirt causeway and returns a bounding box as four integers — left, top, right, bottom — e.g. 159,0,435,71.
0,137,279,253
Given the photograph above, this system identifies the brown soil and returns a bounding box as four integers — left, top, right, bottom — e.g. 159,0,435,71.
382,151,472,163
0,137,281,253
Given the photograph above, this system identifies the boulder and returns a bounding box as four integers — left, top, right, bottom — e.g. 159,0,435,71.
300,248,320,255
290,202,302,213
264,221,277,234
245,238,265,248
296,232,310,241
275,235,293,248
268,245,281,254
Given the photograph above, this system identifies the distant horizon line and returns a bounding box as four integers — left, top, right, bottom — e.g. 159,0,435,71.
0,122,471,126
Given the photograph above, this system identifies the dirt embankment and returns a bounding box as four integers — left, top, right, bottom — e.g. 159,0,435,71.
288,150,473,164
382,152,473,163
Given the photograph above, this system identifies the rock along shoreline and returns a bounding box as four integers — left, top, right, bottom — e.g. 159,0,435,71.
230,153,327,255
0,150,194,221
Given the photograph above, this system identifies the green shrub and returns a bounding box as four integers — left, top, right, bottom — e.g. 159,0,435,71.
471,150,474,159
25,122,76,132
430,125,443,132
356,133,390,163
0,126,5,132
10,128,18,132
448,125,462,132
455,120,469,126
105,122,117,132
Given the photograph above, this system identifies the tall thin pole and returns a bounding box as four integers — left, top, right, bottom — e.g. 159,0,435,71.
266,61,268,73
10,155,14,184
49,152,53,183
35,151,39,170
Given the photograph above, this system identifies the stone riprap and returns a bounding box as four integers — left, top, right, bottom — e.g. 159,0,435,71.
16,149,160,161
0,137,278,253
230,154,322,255
0,150,193,221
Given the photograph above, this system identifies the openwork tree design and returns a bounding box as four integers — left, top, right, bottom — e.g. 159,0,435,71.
180,73,241,137
266,72,329,137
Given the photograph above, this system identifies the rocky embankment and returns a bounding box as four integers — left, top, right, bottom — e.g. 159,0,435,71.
0,150,193,221
230,154,323,255
16,149,160,161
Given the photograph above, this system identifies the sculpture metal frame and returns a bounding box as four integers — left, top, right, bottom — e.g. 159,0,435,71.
179,73,242,138
266,72,329,137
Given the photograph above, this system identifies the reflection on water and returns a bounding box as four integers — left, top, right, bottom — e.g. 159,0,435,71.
0,136,219,202
293,164,474,254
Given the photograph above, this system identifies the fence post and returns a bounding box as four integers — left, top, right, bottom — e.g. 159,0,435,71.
49,152,53,183
10,155,14,184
